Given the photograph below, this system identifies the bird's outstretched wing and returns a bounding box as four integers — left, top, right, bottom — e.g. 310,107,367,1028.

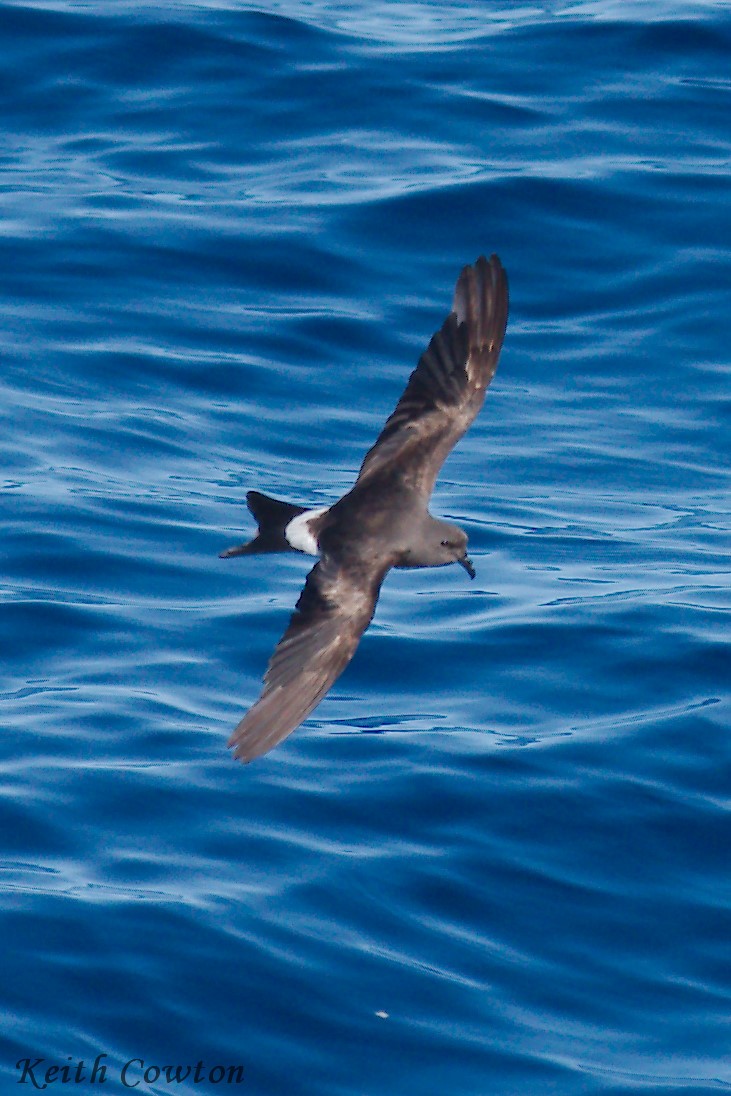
229,555,387,762
354,254,508,501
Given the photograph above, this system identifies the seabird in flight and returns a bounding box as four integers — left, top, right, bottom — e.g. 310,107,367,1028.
221,254,509,761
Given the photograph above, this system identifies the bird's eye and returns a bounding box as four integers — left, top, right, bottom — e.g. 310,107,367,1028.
441,539,452,548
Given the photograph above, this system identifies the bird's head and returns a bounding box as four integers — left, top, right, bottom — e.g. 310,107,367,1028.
433,520,475,579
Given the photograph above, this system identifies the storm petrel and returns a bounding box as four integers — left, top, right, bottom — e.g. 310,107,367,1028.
221,254,509,761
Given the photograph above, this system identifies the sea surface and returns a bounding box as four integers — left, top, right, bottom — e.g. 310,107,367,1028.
1,1,730,1093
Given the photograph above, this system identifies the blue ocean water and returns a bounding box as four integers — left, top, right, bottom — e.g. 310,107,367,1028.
1,0,730,1092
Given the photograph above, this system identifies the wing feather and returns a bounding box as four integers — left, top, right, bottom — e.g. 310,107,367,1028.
354,254,508,500
228,556,386,762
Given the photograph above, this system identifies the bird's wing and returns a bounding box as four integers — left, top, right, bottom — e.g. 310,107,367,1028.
354,254,508,501
229,555,387,762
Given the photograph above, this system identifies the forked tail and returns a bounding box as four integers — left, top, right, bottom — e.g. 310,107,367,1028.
219,491,307,557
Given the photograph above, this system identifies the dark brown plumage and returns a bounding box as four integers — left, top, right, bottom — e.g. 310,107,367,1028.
223,255,509,762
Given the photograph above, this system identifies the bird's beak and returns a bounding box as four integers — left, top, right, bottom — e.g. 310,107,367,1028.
458,553,476,580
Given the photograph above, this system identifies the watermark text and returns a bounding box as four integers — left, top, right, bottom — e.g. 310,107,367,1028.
15,1055,245,1089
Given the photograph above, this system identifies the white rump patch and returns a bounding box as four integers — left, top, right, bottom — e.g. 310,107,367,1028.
285,507,329,556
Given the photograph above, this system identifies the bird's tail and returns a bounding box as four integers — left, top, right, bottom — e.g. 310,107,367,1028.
219,491,307,558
